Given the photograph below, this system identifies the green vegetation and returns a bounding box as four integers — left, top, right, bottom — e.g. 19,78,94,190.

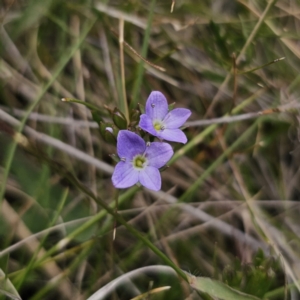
0,0,300,299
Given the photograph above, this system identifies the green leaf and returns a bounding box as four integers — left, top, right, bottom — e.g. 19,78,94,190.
186,273,260,300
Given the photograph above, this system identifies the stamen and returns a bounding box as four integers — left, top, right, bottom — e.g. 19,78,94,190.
133,155,147,169
146,141,151,147
121,157,126,162
151,103,155,108
136,159,143,167
154,121,163,131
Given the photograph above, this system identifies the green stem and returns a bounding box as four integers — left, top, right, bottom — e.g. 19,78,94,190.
61,97,104,112
238,57,285,75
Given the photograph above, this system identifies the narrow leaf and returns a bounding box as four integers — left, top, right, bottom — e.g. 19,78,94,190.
0,269,22,300
186,273,260,300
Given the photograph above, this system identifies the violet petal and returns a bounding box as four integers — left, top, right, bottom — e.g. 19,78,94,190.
158,128,188,144
112,162,139,188
139,114,158,136
145,142,173,168
117,130,146,160
139,166,161,191
145,91,168,121
163,108,191,129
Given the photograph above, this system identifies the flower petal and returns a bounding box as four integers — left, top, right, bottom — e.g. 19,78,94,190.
163,108,191,129
139,114,158,136
158,128,188,144
117,130,146,160
145,142,173,168
112,162,139,188
139,166,161,191
145,91,168,121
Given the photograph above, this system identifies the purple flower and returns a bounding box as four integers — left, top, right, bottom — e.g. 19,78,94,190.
112,130,173,191
139,91,191,143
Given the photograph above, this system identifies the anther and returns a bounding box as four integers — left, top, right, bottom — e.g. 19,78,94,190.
151,103,155,108
121,157,126,162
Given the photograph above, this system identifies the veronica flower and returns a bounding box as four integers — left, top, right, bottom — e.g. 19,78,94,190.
139,91,191,143
112,130,173,191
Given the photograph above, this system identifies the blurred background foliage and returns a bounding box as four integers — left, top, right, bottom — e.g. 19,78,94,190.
1,0,300,299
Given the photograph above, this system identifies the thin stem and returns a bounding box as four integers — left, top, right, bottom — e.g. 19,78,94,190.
238,57,285,75
61,97,105,113
113,189,119,241
231,52,237,113
131,0,157,109
119,18,129,122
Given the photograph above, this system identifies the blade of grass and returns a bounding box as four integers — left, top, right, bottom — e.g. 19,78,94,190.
87,265,176,300
0,268,21,300
119,18,129,121
0,16,97,210
169,88,265,165
179,120,258,202
14,188,69,290
186,273,260,300
131,0,157,108
18,163,187,281
205,0,278,117
30,242,91,300
1,199,75,298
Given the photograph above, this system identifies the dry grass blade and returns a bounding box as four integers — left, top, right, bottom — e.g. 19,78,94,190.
0,109,113,174
87,266,176,300
130,286,171,300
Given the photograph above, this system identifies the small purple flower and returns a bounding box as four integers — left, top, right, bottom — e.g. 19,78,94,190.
112,130,173,191
139,91,191,144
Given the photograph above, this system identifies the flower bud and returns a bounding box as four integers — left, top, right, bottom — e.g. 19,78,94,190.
99,122,117,143
112,108,128,129
130,109,141,126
